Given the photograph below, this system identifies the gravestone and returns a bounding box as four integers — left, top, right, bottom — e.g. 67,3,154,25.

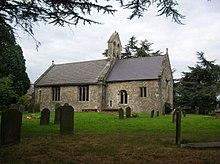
175,110,182,144
215,110,220,119
151,110,154,118
40,108,50,125
33,103,40,112
172,108,177,123
119,108,124,119
126,107,131,118
182,110,186,117
54,103,61,124
156,111,159,117
1,109,22,145
60,105,74,135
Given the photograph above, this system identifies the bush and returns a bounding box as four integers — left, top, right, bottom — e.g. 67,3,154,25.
131,112,139,117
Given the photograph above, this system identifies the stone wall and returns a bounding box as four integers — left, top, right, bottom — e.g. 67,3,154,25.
159,53,173,113
35,84,102,111
105,80,161,113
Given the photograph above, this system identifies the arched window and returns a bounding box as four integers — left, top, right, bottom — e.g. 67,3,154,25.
113,42,116,57
120,90,128,104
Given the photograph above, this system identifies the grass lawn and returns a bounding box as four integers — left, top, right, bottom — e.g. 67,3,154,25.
0,112,220,163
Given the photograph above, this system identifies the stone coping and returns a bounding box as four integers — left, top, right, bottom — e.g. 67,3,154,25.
181,142,220,148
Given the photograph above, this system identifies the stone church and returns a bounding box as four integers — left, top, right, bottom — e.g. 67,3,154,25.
34,32,173,113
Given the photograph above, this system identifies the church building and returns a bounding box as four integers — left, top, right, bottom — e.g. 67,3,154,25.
34,32,173,113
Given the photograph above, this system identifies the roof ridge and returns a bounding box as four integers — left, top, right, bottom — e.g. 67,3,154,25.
54,58,107,66
119,55,164,61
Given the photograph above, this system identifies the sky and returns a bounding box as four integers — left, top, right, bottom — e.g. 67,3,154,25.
17,0,220,83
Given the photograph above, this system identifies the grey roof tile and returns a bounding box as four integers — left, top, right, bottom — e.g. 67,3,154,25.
106,56,164,82
35,59,108,86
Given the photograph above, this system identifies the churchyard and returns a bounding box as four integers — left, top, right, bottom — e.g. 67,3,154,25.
0,107,220,163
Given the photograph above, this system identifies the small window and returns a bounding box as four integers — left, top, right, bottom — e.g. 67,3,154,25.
109,100,113,107
52,86,60,101
38,90,42,102
79,85,89,101
120,90,128,104
140,87,148,97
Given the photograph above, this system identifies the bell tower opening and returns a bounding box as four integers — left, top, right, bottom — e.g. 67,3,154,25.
107,31,122,59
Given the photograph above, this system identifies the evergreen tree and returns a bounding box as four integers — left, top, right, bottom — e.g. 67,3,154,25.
174,52,220,114
121,36,162,58
0,0,184,40
0,19,30,107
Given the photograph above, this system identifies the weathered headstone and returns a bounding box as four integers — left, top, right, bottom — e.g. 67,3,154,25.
54,103,61,124
33,103,40,112
126,107,131,118
119,108,124,119
215,110,220,119
156,111,159,117
40,108,50,125
175,110,181,144
182,110,186,117
172,108,177,123
151,110,154,118
1,109,22,145
60,105,74,135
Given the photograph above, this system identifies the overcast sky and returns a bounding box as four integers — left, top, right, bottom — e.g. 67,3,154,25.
17,0,220,83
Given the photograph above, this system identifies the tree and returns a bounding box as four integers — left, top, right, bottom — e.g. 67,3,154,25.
0,76,19,110
174,52,220,114
122,36,162,58
103,36,162,58
0,18,30,107
0,0,184,41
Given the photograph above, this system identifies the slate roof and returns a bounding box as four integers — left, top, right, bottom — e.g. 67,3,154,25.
35,59,108,86
106,55,164,82
35,55,165,86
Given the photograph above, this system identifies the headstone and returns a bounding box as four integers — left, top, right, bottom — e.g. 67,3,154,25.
175,110,182,144
156,111,159,117
1,109,22,145
40,108,50,125
33,103,40,112
60,105,74,135
182,110,186,117
64,103,69,106
54,103,61,124
172,108,177,123
215,110,220,119
126,107,131,118
151,110,154,118
119,108,124,119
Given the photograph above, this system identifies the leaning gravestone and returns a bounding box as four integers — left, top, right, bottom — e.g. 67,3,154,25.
54,103,61,124
151,110,154,118
60,105,74,135
126,107,131,118
40,108,50,125
156,110,159,117
119,108,124,119
0,108,22,145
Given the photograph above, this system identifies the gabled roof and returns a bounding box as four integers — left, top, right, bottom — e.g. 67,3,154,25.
35,59,108,86
106,55,164,82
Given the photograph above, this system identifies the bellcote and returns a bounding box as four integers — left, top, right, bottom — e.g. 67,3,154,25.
107,31,122,59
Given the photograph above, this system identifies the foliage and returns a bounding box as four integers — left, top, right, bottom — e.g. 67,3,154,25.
0,0,184,40
17,94,32,107
0,18,30,107
174,52,220,114
122,36,162,58
103,36,162,58
0,76,19,110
